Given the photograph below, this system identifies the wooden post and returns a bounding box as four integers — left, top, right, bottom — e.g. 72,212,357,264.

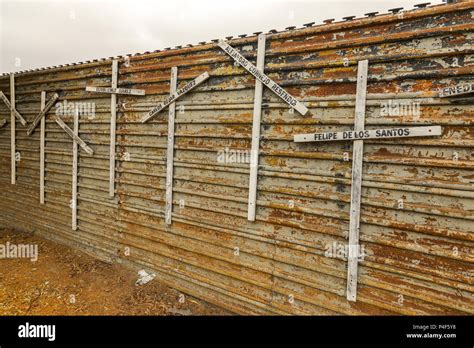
72,108,79,230
109,59,118,197
248,33,266,222
40,91,46,204
10,73,15,185
165,67,178,225
346,60,368,302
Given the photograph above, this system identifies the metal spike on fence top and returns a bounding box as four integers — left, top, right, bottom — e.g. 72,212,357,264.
343,16,356,21
238,34,247,38
303,22,315,27
323,18,335,24
389,7,403,13
414,2,430,8
365,12,379,17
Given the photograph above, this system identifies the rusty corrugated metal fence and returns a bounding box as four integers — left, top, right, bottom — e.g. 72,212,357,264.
0,1,473,314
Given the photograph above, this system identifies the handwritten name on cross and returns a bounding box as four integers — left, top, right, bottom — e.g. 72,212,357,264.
85,59,146,197
294,60,442,302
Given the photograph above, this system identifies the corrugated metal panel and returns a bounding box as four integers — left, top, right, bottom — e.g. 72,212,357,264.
0,1,473,315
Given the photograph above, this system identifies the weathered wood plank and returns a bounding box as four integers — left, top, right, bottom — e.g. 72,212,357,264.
346,60,368,302
248,33,266,222
27,93,59,136
165,67,178,225
0,119,5,128
0,91,27,126
142,72,210,123
294,126,442,143
72,108,79,230
10,74,15,185
85,86,145,96
109,59,118,197
40,91,46,204
217,40,308,116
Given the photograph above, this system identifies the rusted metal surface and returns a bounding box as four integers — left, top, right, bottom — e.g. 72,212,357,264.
0,1,473,315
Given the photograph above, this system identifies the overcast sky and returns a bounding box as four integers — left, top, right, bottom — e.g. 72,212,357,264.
0,0,444,73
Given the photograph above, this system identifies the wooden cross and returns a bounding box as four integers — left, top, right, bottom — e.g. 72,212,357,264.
293,60,442,302
39,92,46,204
217,38,309,222
164,67,177,225
85,59,146,197
23,88,93,231
142,69,210,225
26,92,93,155
72,108,79,230
0,91,27,127
10,74,15,184
217,40,308,116
2,74,27,184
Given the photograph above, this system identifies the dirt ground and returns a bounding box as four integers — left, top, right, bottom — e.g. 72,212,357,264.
0,228,230,315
